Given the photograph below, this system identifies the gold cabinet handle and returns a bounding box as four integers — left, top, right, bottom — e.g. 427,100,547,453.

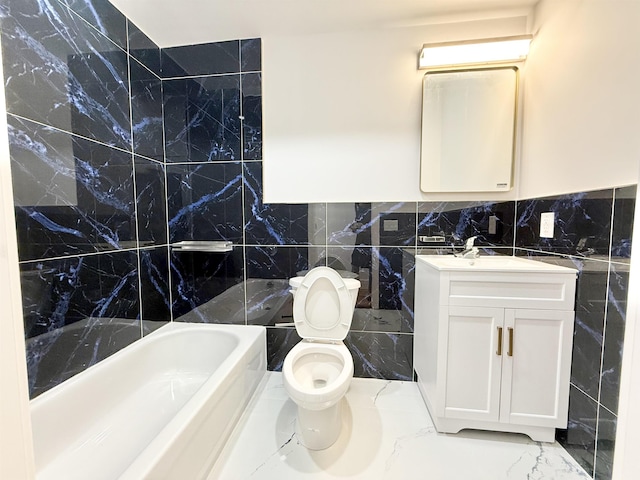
496,327,503,356
508,327,514,357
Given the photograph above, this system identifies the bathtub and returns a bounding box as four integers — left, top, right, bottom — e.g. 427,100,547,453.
30,322,266,480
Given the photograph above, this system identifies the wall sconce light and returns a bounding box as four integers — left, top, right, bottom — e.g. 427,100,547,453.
418,35,532,69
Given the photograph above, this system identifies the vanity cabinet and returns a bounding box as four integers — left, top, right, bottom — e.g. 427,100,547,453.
414,255,577,442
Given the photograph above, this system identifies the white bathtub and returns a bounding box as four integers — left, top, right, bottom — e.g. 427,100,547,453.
30,322,266,480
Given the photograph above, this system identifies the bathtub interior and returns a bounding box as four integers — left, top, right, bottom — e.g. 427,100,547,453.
30,323,266,480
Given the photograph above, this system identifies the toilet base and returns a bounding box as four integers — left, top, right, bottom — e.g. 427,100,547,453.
296,399,343,450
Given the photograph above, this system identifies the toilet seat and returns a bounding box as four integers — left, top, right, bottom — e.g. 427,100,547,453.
292,267,356,342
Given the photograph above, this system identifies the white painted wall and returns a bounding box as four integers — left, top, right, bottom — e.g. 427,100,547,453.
519,0,640,199
262,15,530,203
0,44,35,479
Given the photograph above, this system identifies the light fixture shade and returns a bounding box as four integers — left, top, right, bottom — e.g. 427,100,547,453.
418,35,532,69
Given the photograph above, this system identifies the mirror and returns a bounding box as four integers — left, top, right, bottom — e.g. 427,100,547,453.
420,67,518,193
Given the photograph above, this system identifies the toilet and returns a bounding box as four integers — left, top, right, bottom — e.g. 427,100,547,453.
282,266,361,450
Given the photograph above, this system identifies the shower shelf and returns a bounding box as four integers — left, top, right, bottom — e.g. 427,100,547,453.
170,241,233,253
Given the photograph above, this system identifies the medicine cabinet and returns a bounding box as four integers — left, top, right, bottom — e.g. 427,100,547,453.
420,67,518,193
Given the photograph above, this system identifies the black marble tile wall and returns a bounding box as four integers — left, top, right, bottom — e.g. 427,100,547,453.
130,61,164,161
516,189,614,256
418,200,515,248
516,185,636,480
163,75,241,162
166,162,244,243
1,0,165,398
1,0,131,149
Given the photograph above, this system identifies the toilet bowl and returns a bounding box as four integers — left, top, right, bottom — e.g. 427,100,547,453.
282,266,360,450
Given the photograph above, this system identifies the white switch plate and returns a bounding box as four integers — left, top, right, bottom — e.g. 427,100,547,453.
540,212,555,238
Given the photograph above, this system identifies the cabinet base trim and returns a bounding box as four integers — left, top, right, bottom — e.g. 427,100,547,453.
433,416,556,443
417,380,558,443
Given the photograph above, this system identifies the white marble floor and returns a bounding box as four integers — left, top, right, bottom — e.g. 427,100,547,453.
208,372,590,479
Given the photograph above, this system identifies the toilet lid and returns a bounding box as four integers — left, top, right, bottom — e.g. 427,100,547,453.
292,267,357,341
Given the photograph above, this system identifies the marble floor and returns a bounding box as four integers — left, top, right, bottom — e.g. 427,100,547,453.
208,372,591,479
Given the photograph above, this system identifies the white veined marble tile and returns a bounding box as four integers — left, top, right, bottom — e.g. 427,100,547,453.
208,372,590,480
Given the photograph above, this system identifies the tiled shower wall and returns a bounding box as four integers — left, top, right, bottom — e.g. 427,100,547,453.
1,0,164,398
0,1,635,479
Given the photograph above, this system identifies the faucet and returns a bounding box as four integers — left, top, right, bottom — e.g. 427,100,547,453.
454,236,480,259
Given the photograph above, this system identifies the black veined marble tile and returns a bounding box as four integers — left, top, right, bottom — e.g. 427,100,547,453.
327,246,414,333
20,250,140,339
166,162,243,243
170,248,244,321
266,327,301,371
139,246,171,322
242,72,262,160
595,406,617,480
328,202,417,247
9,116,136,260
161,40,240,78
600,263,629,414
241,38,261,72
266,328,413,382
418,200,515,247
1,0,131,149
569,257,608,400
345,331,413,381
134,156,167,245
516,190,613,256
163,75,241,162
127,20,161,76
130,60,163,160
245,245,327,281
611,185,636,261
64,0,128,50
556,385,597,477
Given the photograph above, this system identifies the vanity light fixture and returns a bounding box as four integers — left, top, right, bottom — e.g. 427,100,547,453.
418,35,532,69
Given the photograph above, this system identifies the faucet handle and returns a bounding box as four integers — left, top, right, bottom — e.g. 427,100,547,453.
464,236,478,249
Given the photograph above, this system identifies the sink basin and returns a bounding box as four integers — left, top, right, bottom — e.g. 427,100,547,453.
416,255,577,273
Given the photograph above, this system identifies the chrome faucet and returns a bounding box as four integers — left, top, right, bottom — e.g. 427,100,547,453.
454,236,480,259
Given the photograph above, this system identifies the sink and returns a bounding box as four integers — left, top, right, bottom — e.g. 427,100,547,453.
416,255,577,273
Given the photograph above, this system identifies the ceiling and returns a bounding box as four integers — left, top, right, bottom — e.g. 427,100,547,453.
109,0,539,48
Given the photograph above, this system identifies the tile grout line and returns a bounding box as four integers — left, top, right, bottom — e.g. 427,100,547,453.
239,41,249,327
592,190,618,477
160,47,175,324
124,21,145,337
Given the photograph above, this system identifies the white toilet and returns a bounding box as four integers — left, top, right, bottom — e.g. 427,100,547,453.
282,266,361,450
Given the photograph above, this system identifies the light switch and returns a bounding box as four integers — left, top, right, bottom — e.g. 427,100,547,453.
488,215,498,235
540,212,555,238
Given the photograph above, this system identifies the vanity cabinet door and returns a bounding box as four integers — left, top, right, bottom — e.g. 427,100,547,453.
499,309,574,427
440,306,504,422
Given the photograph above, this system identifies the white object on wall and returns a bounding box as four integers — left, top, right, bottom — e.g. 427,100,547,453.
420,67,518,193
262,15,529,203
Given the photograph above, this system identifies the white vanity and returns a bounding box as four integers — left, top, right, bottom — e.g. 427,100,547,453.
414,255,577,442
